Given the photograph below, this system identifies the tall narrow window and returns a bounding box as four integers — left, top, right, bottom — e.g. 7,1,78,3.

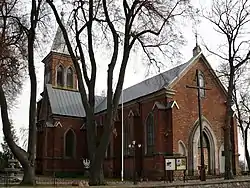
146,112,154,155
198,72,205,97
65,129,75,158
124,118,130,155
67,67,73,88
57,65,64,87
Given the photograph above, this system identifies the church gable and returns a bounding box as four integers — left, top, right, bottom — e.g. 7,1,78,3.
171,52,229,175
169,54,227,99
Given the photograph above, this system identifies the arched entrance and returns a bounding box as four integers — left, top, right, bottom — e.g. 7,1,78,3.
197,132,210,174
188,118,218,175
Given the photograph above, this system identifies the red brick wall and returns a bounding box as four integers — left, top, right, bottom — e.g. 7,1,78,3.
109,95,171,179
40,116,87,173
172,58,226,152
43,52,78,90
37,54,239,178
171,58,229,174
157,109,173,154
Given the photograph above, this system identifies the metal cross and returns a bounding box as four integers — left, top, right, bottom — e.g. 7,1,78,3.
186,69,211,181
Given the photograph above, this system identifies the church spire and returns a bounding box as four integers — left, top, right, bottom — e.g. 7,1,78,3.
192,32,201,57
192,9,201,57
51,10,69,54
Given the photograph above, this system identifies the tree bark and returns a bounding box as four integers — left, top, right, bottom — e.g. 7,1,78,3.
89,162,105,186
244,129,250,171
0,85,36,185
224,68,234,179
245,144,250,171
87,112,112,185
20,165,36,185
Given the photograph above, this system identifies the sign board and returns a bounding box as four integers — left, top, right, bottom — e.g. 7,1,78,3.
176,158,187,170
165,158,175,171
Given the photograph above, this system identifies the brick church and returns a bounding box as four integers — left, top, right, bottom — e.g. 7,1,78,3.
36,24,240,179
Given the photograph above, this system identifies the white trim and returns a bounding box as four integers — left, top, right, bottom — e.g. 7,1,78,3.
178,140,187,156
171,101,179,109
151,101,180,110
54,121,62,128
80,123,86,130
128,110,134,117
188,117,218,175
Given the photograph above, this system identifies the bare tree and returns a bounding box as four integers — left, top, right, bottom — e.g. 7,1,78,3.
234,90,250,171
1,120,19,160
46,0,191,185
203,0,250,179
0,0,26,104
0,0,48,185
232,64,250,171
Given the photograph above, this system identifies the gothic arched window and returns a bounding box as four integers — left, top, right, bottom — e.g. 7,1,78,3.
57,65,64,87
124,118,131,155
65,129,76,158
146,112,154,155
198,71,205,97
67,67,73,88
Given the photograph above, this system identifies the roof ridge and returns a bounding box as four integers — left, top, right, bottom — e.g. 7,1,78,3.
122,61,189,92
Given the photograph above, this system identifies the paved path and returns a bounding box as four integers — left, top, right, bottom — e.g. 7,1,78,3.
92,178,250,188
35,176,250,187
3,175,250,187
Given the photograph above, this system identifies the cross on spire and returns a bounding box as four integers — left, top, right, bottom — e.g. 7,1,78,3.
195,31,198,47
60,9,65,19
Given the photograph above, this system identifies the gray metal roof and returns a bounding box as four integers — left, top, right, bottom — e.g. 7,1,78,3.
46,52,201,117
46,84,104,117
95,53,201,113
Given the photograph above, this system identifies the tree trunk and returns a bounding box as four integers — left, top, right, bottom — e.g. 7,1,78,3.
89,162,105,186
87,108,113,186
20,165,36,185
245,146,250,171
224,68,234,179
0,85,36,185
244,131,250,171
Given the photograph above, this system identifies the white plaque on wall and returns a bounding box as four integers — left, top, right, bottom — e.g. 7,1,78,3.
165,158,175,171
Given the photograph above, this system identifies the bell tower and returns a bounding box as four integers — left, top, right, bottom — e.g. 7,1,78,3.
42,12,78,90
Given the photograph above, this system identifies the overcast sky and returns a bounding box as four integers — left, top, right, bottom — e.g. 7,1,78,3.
0,0,246,161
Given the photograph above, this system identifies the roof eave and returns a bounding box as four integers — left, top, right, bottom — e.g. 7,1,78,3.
167,52,202,89
41,51,71,64
199,54,228,97
51,113,86,119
